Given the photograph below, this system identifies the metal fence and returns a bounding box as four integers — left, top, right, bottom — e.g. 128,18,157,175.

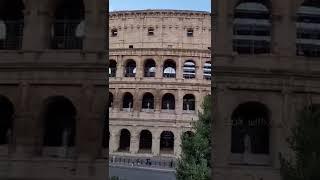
109,156,177,169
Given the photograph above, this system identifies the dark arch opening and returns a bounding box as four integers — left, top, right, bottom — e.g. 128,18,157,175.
142,92,154,110
144,59,156,77
296,1,320,57
163,60,176,78
139,130,152,153
124,59,136,77
233,0,271,54
118,129,130,152
43,96,76,147
109,60,117,77
160,131,174,154
162,93,175,110
109,92,113,108
183,94,196,111
231,102,269,154
0,0,25,49
0,96,14,145
183,60,196,79
52,0,85,49
122,92,133,111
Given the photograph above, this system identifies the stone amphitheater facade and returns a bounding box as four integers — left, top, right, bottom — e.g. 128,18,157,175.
0,0,107,179
213,0,320,180
108,10,211,158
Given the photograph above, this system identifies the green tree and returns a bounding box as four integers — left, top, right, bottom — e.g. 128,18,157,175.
176,95,212,180
279,105,320,180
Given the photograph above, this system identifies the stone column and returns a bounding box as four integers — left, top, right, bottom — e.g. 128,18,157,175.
213,0,233,55
196,56,203,80
156,56,163,79
176,89,183,115
152,135,160,156
113,88,121,113
22,0,52,50
116,56,123,78
271,0,296,56
176,56,183,80
83,0,105,51
110,131,119,153
154,90,161,114
174,132,181,157
130,131,139,154
136,56,143,79
14,82,34,158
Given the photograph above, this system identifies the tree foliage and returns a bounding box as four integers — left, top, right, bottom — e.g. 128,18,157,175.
279,105,320,180
176,95,212,180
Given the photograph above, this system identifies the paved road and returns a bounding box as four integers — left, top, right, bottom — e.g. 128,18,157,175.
109,165,176,180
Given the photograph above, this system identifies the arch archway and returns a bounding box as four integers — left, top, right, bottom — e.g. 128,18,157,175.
0,95,14,145
233,0,271,54
139,130,152,153
161,93,175,110
183,94,196,111
163,60,176,78
183,60,196,79
144,59,156,77
118,129,131,152
124,59,136,77
160,131,174,154
109,60,117,77
296,1,320,57
0,0,25,49
109,92,113,108
42,96,76,147
231,102,270,154
142,92,154,111
51,0,85,49
122,92,133,112
203,61,211,80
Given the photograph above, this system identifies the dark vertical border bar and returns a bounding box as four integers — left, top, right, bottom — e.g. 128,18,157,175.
211,0,215,179
105,0,110,178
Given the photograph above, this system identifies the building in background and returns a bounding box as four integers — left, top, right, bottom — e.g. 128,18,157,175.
109,10,211,158
0,0,107,179
213,0,320,180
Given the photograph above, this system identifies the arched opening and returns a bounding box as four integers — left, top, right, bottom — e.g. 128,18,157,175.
231,102,269,155
109,92,113,108
183,94,196,112
139,130,152,153
0,0,25,49
144,59,156,77
109,60,117,77
296,1,320,57
122,92,133,112
233,0,271,54
0,96,14,146
124,59,136,77
183,60,196,79
51,0,85,49
141,92,154,112
160,131,174,154
163,60,176,78
161,93,175,111
118,129,130,152
43,96,76,147
203,61,211,80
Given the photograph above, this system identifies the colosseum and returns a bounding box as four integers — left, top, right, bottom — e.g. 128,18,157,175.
108,10,211,159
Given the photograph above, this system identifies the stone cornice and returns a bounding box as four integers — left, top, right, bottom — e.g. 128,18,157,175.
109,9,211,18
109,48,211,57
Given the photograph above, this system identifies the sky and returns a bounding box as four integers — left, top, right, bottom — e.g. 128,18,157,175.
109,0,211,12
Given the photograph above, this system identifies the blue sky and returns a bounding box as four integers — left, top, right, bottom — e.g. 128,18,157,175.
109,0,211,12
